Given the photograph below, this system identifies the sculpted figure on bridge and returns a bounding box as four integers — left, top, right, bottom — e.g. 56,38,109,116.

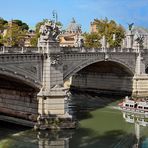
128,23,134,31
135,35,144,48
74,35,84,47
38,20,61,48
39,21,60,41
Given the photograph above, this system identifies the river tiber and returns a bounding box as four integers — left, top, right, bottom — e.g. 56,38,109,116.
0,3,148,147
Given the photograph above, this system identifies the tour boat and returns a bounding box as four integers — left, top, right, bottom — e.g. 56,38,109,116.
123,112,148,126
118,96,148,115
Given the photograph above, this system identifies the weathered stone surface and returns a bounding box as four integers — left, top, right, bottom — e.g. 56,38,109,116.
1,45,148,128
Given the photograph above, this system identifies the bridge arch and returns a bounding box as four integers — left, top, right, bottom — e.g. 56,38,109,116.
64,58,134,81
0,67,42,91
0,68,41,121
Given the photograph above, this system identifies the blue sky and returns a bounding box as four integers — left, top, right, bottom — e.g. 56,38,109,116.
0,0,148,31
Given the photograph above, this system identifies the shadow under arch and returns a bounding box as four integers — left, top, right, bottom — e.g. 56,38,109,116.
0,74,40,92
0,68,41,91
0,73,40,121
145,65,148,74
64,58,134,81
64,59,135,97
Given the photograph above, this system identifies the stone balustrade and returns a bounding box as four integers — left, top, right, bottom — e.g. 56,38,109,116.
0,46,145,54
0,47,39,54
61,47,143,53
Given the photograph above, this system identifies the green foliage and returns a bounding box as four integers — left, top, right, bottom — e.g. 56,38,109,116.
83,32,101,48
0,18,8,46
0,34,3,46
56,21,63,27
84,18,125,48
3,23,27,47
29,19,48,47
30,36,38,47
0,17,7,24
0,17,8,32
0,18,29,47
13,19,29,30
95,18,125,48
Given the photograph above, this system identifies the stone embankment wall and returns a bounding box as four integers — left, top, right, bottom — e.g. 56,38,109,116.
71,73,133,94
0,88,38,121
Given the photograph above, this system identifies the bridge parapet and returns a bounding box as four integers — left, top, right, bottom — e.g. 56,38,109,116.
62,47,139,53
0,47,39,54
1,46,148,54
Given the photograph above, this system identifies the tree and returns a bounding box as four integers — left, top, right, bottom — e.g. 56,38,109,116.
0,17,8,30
0,34,3,46
13,19,29,30
83,32,101,48
3,23,27,47
0,18,8,46
30,19,47,47
0,18,29,47
84,18,125,48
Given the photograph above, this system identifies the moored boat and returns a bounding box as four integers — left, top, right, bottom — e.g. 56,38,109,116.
118,96,148,115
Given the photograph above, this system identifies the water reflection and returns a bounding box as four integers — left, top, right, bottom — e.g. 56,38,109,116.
37,130,73,148
0,96,148,148
122,111,148,148
0,119,74,148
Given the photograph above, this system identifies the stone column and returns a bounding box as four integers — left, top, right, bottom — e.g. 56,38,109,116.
135,48,145,75
101,35,106,51
132,41,148,97
126,30,134,48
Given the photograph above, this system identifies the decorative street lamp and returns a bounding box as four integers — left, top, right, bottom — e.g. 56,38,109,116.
52,10,58,23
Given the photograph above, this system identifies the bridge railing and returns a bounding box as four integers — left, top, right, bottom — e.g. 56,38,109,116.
61,47,139,53
1,46,148,54
0,47,39,54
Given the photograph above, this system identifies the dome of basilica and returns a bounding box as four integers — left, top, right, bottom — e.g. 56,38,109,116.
66,18,81,33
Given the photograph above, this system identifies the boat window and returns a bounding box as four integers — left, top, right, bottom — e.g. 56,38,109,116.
130,105,133,107
125,104,129,107
138,106,143,109
134,103,137,108
144,107,148,110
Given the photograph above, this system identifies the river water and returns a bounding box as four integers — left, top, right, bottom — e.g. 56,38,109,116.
0,91,148,148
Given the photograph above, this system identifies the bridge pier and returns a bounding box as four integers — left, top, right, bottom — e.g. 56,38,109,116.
36,44,75,130
132,47,148,97
132,74,148,97
2,23,148,128
37,130,72,148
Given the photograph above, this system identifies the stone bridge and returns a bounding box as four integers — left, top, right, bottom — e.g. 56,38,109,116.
0,45,148,128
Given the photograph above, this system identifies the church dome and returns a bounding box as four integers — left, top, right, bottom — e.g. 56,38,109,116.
66,18,81,33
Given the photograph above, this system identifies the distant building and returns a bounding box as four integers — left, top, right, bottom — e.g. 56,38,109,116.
2,20,35,47
59,18,83,47
24,30,35,47
90,21,98,33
